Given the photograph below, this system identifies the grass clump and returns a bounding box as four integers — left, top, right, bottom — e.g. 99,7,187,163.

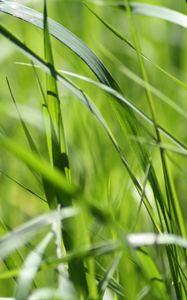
0,0,187,299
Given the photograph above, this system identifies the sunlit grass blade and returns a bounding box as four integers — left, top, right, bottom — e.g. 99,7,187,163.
15,232,54,300
86,1,187,29
0,207,78,259
8,233,187,270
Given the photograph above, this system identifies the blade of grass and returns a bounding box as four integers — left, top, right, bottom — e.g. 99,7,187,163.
0,207,78,259
15,232,54,300
6,78,38,154
86,1,187,29
98,253,123,298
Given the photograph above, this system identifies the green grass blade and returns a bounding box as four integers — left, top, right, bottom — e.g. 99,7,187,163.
6,78,38,154
0,169,46,203
98,253,122,298
0,135,77,198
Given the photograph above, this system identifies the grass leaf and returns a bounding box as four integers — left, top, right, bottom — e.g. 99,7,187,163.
0,207,78,259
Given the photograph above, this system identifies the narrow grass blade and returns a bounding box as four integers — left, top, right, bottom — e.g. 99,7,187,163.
6,78,38,154
127,233,187,249
98,253,122,297
0,169,46,202
0,207,78,259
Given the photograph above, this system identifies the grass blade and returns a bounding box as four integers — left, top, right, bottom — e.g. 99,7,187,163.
0,207,78,259
86,1,187,29
15,232,54,300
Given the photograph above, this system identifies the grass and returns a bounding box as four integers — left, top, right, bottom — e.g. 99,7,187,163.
0,0,187,299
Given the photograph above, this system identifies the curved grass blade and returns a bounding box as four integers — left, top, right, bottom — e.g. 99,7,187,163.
123,2,187,29
58,70,187,152
15,232,54,300
86,1,187,29
0,207,78,259
0,0,120,90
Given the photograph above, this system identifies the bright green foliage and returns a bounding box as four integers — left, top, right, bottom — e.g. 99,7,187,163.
0,0,187,299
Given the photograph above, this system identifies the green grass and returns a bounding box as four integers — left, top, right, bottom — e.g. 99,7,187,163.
0,0,187,299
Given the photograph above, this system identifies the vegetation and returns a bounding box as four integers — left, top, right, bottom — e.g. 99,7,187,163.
0,0,187,299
